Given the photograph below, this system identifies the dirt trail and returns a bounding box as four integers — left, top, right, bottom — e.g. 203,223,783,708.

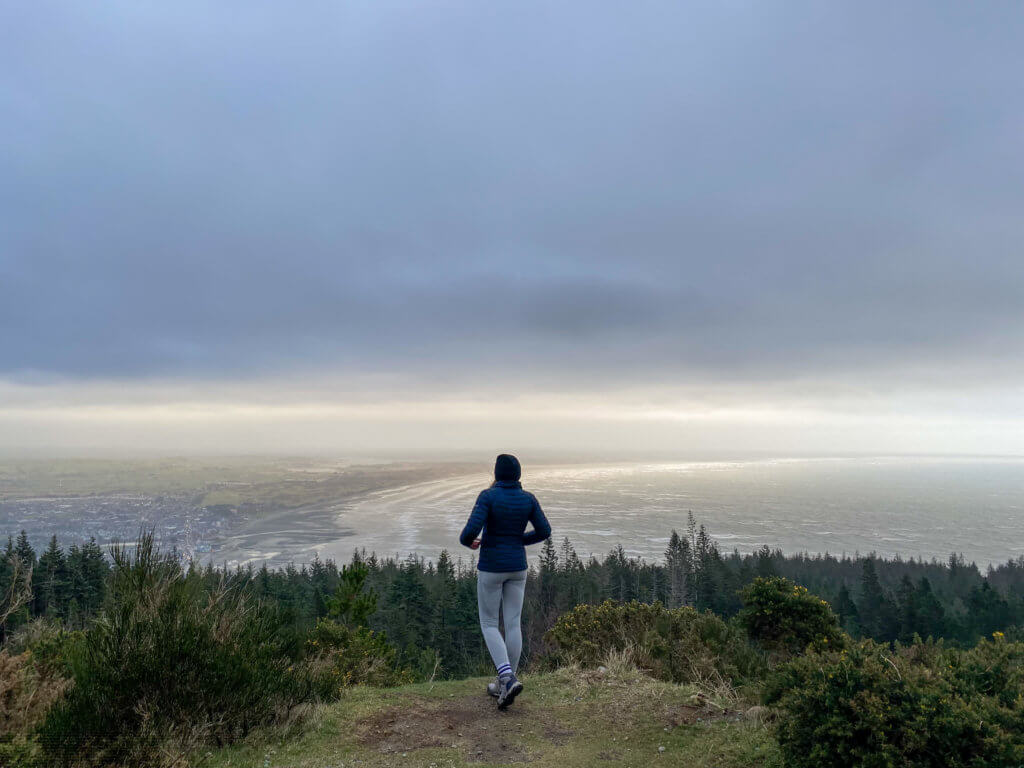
359,693,539,763
357,691,711,764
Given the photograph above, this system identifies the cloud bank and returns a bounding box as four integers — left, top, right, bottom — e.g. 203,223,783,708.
2,1,1023,454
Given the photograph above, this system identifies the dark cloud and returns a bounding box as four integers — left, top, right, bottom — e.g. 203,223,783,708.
2,1,1023,390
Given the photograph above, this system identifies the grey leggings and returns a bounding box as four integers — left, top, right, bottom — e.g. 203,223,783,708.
477,569,527,676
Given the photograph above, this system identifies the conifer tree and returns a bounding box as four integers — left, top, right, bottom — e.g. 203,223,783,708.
966,582,1010,639
329,561,378,627
538,538,560,614
36,535,70,618
755,545,776,578
897,574,918,643
834,583,859,632
14,531,35,568
912,578,946,639
385,557,432,653
857,557,899,641
430,550,459,668
665,530,691,608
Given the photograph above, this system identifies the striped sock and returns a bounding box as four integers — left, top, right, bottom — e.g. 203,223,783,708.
496,663,512,681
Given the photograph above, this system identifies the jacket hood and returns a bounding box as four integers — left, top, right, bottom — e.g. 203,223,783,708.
494,453,521,482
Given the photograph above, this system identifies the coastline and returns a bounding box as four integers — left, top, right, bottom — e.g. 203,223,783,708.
205,461,484,568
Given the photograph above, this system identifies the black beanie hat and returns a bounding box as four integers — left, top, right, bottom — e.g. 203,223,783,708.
494,453,521,482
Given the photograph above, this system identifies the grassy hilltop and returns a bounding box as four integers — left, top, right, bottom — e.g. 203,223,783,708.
200,665,779,768
2,532,1020,768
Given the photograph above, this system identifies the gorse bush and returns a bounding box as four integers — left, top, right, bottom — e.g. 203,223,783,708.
544,599,764,687
37,535,308,767
6,620,84,680
738,577,847,655
764,636,1024,768
0,648,69,768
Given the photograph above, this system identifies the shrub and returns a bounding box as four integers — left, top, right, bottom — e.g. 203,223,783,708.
305,618,412,696
764,636,1024,768
738,577,847,655
37,535,308,767
6,619,84,679
0,649,70,767
544,600,763,686
304,560,412,697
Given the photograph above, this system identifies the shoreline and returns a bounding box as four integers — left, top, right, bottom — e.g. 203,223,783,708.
204,462,484,568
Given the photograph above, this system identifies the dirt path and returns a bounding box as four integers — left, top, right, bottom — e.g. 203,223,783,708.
199,670,779,768
355,685,717,765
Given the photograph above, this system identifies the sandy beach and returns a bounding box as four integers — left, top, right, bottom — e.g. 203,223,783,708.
205,461,484,568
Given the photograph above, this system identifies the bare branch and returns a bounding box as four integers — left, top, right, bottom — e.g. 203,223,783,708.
1,555,34,629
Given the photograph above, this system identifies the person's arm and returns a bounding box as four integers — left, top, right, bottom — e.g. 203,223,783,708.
522,494,552,546
460,490,490,548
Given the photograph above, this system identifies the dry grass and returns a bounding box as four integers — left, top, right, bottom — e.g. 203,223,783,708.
0,649,70,737
547,646,746,730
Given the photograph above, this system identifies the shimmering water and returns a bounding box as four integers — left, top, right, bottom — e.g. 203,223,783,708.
302,457,1024,568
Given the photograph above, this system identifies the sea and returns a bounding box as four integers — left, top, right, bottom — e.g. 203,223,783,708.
299,456,1024,570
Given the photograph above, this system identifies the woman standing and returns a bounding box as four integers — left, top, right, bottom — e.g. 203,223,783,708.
460,454,551,709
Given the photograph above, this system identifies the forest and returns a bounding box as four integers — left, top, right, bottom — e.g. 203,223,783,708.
4,512,1022,680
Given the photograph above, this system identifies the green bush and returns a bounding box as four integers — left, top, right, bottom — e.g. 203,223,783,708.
305,618,412,695
738,577,847,655
37,536,308,767
764,636,1024,768
7,620,84,679
0,648,70,768
304,560,412,697
544,599,764,686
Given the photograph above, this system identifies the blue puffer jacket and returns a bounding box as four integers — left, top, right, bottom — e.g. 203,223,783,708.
460,480,552,572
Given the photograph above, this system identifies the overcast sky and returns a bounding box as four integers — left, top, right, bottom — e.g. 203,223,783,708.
2,2,1023,457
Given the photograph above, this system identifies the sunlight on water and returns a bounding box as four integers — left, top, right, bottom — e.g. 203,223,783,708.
298,457,1023,568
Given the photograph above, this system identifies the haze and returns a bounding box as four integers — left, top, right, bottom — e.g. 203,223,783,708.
2,2,1023,458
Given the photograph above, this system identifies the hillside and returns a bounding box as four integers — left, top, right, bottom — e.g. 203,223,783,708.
198,665,780,768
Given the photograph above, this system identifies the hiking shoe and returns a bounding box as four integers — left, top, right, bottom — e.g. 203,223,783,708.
496,675,523,710
486,678,500,698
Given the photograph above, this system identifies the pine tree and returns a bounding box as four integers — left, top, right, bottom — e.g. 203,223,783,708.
36,535,70,618
605,544,631,602
538,538,560,617
966,582,1010,639
664,530,691,608
309,554,329,606
430,550,460,672
312,588,328,619
857,557,899,641
14,531,35,568
558,537,575,568
385,557,432,653
755,545,776,578
896,574,918,643
329,561,378,627
82,538,108,613
559,537,585,606
693,525,720,611
256,562,271,598
540,537,558,571
913,578,946,639
834,583,859,633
